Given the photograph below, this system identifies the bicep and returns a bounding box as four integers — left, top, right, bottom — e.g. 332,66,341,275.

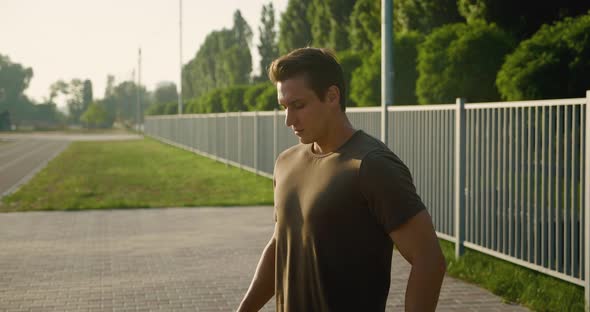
388,209,441,265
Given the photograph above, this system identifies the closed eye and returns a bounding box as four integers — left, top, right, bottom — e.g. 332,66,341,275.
278,103,304,110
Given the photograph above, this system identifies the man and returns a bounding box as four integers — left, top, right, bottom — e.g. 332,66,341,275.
237,47,446,312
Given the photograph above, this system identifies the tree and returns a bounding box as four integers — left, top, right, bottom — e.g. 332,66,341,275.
66,79,85,123
416,21,515,104
350,32,424,106
349,0,380,52
164,101,178,114
307,0,332,47
200,89,224,113
0,54,33,103
337,50,363,106
0,110,11,130
101,80,150,125
101,75,117,125
255,84,278,111
458,0,590,40
182,10,253,99
307,0,356,50
325,0,356,50
221,85,248,112
49,80,68,103
186,98,203,115
0,54,34,123
146,102,168,116
257,2,279,81
278,0,313,55
49,79,86,123
394,0,464,33
497,13,590,100
222,45,252,86
80,102,109,128
350,50,379,107
105,75,116,97
230,10,253,85
92,100,115,128
30,102,65,127
82,79,93,112
153,82,178,106
233,10,253,47
244,82,272,111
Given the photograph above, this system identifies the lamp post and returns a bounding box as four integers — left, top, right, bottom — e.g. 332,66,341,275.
381,0,393,144
178,0,183,115
136,48,142,131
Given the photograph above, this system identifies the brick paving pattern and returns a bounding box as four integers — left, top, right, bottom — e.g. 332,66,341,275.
0,207,529,311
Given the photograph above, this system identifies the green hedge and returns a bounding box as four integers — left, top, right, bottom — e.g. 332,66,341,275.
350,31,424,106
416,21,514,104
497,13,590,100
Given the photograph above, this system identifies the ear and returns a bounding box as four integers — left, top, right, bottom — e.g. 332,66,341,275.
326,86,340,109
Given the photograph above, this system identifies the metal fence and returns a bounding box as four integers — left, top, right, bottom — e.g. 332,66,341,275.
145,93,590,296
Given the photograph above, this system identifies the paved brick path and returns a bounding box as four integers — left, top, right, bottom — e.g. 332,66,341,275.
0,207,529,312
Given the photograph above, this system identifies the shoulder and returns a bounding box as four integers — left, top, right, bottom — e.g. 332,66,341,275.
340,130,390,159
275,143,308,166
360,149,412,183
350,131,406,170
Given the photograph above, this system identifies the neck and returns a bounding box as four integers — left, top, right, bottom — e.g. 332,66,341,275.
312,117,355,154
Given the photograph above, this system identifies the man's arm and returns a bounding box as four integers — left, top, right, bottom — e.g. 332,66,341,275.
389,210,446,312
237,226,276,312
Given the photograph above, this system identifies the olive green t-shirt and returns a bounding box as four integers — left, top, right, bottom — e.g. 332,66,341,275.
273,130,426,312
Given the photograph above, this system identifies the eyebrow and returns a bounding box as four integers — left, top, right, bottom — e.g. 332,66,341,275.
280,99,303,107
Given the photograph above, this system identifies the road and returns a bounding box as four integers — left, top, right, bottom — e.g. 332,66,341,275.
0,132,142,198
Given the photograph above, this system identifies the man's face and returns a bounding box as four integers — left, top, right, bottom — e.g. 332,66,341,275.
277,76,333,145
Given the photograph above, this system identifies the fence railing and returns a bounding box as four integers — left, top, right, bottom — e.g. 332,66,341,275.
145,93,590,301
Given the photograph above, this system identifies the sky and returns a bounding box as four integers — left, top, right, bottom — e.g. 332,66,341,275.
0,0,289,109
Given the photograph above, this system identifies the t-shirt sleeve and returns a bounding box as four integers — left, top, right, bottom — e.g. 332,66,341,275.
359,150,426,234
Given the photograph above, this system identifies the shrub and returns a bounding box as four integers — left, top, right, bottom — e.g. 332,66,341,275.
497,13,590,100
416,21,514,104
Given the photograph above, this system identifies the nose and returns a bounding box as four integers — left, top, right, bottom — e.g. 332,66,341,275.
285,107,295,128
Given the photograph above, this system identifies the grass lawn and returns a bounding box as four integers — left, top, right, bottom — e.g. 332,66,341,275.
0,138,273,212
440,240,584,312
56,127,136,134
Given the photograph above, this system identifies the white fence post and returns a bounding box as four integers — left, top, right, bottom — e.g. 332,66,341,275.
455,97,466,258
254,111,258,175
584,90,590,311
238,111,242,169
225,112,229,167
214,114,218,161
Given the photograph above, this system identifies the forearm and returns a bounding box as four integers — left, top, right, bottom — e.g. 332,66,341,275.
237,239,276,312
404,258,446,312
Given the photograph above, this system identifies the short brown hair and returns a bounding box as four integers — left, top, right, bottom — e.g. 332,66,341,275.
268,47,346,112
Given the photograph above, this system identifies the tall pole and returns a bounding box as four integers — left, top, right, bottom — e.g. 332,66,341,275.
178,0,183,115
138,48,142,128
381,0,393,144
454,97,466,258
136,48,141,130
585,90,590,311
